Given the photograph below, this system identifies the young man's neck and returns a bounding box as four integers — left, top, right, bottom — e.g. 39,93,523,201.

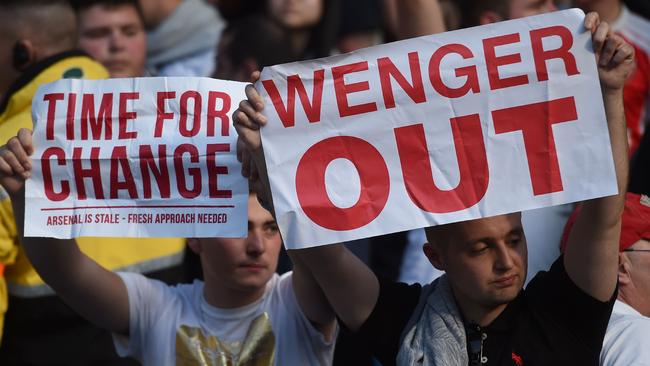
203,279,266,309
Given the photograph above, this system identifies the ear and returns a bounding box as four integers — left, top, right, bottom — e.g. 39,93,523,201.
618,253,632,285
187,238,202,255
13,40,36,71
423,242,446,271
479,10,503,25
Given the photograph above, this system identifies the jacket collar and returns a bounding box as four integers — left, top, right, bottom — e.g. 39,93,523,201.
0,50,88,115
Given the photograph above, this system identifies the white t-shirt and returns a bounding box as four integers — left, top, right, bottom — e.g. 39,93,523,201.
600,300,650,366
113,272,335,366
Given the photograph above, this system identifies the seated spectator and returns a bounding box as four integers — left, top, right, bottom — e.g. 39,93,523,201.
71,0,147,77
0,131,337,365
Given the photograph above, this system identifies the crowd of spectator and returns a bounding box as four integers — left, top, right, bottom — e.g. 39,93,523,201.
0,0,647,365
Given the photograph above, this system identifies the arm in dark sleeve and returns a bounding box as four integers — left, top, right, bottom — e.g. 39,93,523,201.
354,278,421,366
526,255,616,353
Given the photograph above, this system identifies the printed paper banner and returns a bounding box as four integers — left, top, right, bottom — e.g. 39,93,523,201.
258,9,618,249
26,77,248,238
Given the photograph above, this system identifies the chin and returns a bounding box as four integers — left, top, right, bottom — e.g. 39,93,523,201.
491,288,521,304
235,271,274,291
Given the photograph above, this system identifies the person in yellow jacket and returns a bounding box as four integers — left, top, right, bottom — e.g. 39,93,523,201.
0,2,185,364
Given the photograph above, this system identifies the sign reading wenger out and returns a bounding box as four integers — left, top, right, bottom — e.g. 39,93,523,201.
26,77,248,238
258,9,618,249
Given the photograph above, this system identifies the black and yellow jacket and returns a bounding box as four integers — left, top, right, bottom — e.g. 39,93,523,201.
0,51,186,343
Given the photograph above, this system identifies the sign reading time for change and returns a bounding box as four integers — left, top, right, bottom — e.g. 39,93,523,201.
258,9,618,249
26,77,248,238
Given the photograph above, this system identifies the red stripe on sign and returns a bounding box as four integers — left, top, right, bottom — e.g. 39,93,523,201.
41,205,235,211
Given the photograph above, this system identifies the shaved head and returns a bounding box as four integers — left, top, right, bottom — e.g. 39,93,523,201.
0,1,77,54
423,214,527,323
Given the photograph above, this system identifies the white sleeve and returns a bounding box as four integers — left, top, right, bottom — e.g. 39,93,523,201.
111,272,175,361
277,273,337,354
601,319,650,366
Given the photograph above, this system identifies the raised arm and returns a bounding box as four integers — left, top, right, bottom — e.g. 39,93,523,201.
0,129,129,334
234,74,380,331
564,13,635,301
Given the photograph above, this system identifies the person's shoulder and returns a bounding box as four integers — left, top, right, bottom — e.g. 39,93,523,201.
117,271,199,304
266,272,291,304
608,303,650,334
603,303,650,363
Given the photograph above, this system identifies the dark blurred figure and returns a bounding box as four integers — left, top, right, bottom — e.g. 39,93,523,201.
625,0,650,20
266,0,341,59
140,0,225,76
72,0,147,77
337,0,383,53
629,130,650,196
214,15,296,81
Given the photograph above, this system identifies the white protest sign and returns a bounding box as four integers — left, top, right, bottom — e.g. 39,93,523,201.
258,9,618,249
26,77,248,238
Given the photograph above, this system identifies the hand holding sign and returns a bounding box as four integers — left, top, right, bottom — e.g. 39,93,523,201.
0,128,34,196
583,13,635,91
235,10,634,249
234,72,274,213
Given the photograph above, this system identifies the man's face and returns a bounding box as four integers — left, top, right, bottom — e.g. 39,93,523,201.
199,195,281,294
509,0,557,19
77,5,146,78
433,214,528,309
268,0,323,29
625,239,650,316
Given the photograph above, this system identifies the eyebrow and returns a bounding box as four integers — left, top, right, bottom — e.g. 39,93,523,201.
463,225,524,247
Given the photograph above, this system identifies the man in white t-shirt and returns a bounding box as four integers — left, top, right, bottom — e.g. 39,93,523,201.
561,193,650,366
113,193,336,365
0,130,337,366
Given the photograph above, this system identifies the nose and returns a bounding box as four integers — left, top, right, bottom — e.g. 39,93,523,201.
109,31,125,52
494,242,515,272
246,228,266,256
